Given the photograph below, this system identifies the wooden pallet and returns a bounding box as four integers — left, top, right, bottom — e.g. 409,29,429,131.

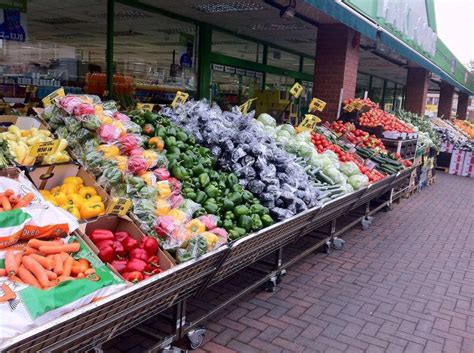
435,167,448,173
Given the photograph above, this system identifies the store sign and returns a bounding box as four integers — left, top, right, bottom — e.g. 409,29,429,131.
255,72,263,79
246,70,255,77
376,0,436,56
0,8,26,42
238,98,257,115
30,140,59,158
224,66,235,74
171,91,189,108
235,68,245,76
42,87,65,107
106,197,132,217
212,64,224,72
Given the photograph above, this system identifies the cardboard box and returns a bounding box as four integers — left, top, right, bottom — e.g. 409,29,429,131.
461,151,473,177
449,149,466,175
79,215,175,282
27,163,109,222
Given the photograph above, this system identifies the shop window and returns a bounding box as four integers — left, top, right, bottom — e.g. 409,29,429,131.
212,30,263,63
394,84,405,111
266,47,300,71
302,58,314,75
383,81,396,111
369,77,383,104
113,3,197,105
0,0,106,108
355,73,370,98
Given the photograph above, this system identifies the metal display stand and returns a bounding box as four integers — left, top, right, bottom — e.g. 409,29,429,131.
4,170,413,353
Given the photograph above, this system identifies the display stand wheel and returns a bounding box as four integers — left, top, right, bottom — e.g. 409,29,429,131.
323,241,331,254
332,237,345,250
361,217,372,230
186,328,206,350
161,346,187,353
276,269,287,284
265,276,278,292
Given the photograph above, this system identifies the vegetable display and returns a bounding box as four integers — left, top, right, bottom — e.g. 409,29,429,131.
394,110,439,150
161,101,322,220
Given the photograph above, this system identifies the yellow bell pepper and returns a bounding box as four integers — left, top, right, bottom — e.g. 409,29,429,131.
143,150,158,168
39,189,51,197
155,199,171,216
168,209,186,223
97,144,120,158
60,183,80,195
113,156,128,172
44,195,58,206
62,204,81,219
87,195,102,203
63,176,84,185
52,191,68,206
112,120,126,136
67,194,86,207
140,172,156,186
80,201,105,219
99,115,113,125
79,186,98,200
50,186,61,194
185,219,206,234
201,231,219,250
156,182,172,200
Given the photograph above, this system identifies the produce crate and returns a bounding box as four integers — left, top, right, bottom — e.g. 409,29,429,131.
209,207,320,286
5,246,229,353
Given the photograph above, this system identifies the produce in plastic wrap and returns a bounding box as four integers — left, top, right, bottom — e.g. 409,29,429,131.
161,101,321,220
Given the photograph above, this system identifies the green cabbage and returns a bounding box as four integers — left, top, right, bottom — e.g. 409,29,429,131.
278,124,295,135
257,113,276,127
348,174,369,190
340,162,360,176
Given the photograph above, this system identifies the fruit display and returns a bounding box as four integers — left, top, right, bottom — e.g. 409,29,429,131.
343,98,379,112
330,121,386,151
128,109,273,238
452,119,474,139
395,110,439,149
161,102,322,220
0,126,70,166
359,108,414,133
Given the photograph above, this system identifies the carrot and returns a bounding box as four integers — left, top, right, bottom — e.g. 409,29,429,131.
31,254,53,270
28,238,64,250
4,189,14,197
39,242,80,255
46,270,58,280
0,207,3,212
14,251,23,270
24,246,41,255
22,256,49,288
53,253,66,275
0,269,6,276
84,268,96,275
10,275,25,284
12,193,34,209
77,273,85,278
1,196,11,211
17,265,41,288
57,275,74,284
5,251,18,276
62,255,74,277
8,195,19,205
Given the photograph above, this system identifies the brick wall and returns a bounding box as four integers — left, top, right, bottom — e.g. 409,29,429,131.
438,83,455,119
313,24,360,121
456,92,469,120
404,67,429,116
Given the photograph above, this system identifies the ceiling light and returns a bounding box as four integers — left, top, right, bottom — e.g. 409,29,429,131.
249,23,308,31
194,2,264,14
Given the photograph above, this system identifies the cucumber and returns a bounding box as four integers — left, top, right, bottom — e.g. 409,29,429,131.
317,170,335,185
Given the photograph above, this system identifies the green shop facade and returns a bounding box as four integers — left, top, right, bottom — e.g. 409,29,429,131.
1,0,472,120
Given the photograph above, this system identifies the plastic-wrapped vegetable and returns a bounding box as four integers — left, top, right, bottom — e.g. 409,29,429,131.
348,174,369,190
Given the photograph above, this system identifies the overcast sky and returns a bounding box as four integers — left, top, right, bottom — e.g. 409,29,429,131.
434,0,474,67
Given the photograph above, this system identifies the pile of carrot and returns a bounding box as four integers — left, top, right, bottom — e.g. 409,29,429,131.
0,189,35,212
0,239,95,289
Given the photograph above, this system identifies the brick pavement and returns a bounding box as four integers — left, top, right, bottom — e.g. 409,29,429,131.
106,173,474,353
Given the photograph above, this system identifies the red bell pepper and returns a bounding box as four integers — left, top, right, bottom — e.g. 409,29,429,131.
98,245,115,263
114,231,130,242
122,236,138,252
113,241,126,257
96,239,114,250
141,236,159,257
125,258,147,272
89,229,114,243
111,259,127,273
144,255,160,272
129,248,149,262
122,271,144,283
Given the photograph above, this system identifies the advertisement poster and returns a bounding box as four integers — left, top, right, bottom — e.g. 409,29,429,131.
0,8,27,42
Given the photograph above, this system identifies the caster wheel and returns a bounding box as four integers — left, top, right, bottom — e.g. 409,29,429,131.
187,328,206,350
323,243,331,254
276,270,286,284
361,218,371,230
265,277,277,292
332,238,345,250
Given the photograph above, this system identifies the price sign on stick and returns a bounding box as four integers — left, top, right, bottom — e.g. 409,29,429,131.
137,103,154,112
106,197,132,216
289,82,304,98
42,88,65,107
297,114,322,132
238,98,257,115
309,98,326,112
171,91,189,108
30,140,60,157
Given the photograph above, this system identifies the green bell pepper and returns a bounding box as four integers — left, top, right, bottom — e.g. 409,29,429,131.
234,227,247,237
250,214,263,231
165,136,177,148
204,201,219,214
261,214,274,227
228,192,242,205
223,199,234,211
171,165,188,180
167,127,177,136
228,229,240,240
195,190,207,205
237,215,252,232
250,204,266,216
223,219,234,230
204,185,219,198
176,131,188,142
234,205,249,216
242,190,253,202
224,211,235,220
199,173,210,188
192,163,205,177
226,173,239,189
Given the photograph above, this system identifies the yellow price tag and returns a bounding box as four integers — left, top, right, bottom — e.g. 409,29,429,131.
238,98,257,115
289,82,304,99
42,88,65,107
353,101,363,110
297,114,321,132
29,140,60,157
171,91,189,108
345,104,355,112
106,197,132,216
309,98,326,112
137,103,154,112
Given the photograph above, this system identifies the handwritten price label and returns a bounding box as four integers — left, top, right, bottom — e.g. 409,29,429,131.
42,88,65,107
30,140,59,157
289,82,304,98
238,98,257,115
106,197,132,216
171,91,189,108
309,98,326,112
137,103,154,112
